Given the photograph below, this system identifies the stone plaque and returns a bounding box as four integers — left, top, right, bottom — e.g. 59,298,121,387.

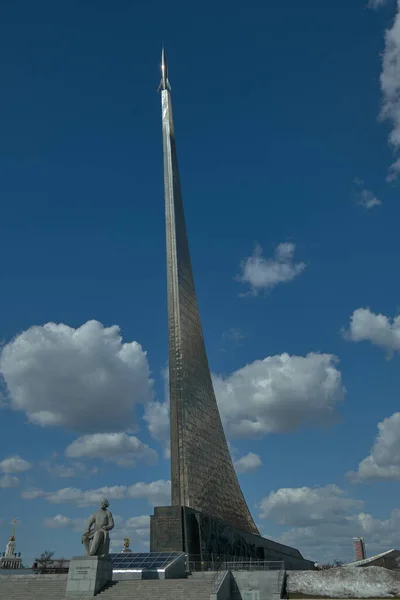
150,506,184,552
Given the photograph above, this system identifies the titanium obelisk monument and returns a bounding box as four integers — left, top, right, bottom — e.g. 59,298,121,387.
158,48,258,534
150,50,313,569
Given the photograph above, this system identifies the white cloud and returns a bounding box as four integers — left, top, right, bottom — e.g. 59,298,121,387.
353,179,382,209
112,515,151,549
369,0,391,8
0,320,154,432
43,514,74,528
41,460,97,478
259,484,400,563
65,433,157,467
259,485,363,526
0,455,32,473
143,367,170,459
22,480,171,507
0,474,20,488
348,412,400,482
144,402,170,459
234,452,262,474
127,481,171,506
213,353,344,439
46,486,127,505
343,307,400,355
21,489,45,499
387,157,400,181
359,189,382,209
379,0,400,179
237,243,306,295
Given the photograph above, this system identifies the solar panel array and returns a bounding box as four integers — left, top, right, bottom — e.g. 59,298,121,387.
110,551,182,570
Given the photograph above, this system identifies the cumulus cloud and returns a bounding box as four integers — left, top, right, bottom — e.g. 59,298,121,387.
358,190,382,210
343,308,400,356
46,486,127,505
41,460,97,478
213,353,344,439
387,157,400,181
127,480,171,506
0,320,154,432
237,243,306,295
0,455,31,473
378,0,400,179
278,512,400,564
353,178,382,209
22,480,171,507
348,412,400,482
44,514,70,528
369,0,391,8
111,515,150,551
0,474,20,488
21,489,46,499
259,484,400,563
259,485,363,526
234,452,262,474
65,433,157,467
143,367,170,459
359,190,382,208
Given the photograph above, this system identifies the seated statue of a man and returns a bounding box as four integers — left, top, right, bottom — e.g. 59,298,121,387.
82,498,115,557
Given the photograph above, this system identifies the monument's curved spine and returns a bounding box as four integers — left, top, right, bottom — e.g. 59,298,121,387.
159,48,258,534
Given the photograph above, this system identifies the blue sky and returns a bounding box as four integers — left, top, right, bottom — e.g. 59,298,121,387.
1,0,400,566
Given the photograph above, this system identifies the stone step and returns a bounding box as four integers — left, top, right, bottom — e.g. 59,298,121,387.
0,580,66,600
98,594,211,597
97,579,213,599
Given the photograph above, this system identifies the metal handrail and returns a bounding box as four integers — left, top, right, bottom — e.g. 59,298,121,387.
186,553,251,573
210,561,227,593
226,560,284,571
210,560,285,594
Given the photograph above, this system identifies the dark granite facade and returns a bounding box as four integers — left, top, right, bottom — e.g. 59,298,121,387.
150,506,314,570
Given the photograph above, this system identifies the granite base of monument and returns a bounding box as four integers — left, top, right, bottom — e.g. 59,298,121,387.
65,556,112,598
150,506,315,570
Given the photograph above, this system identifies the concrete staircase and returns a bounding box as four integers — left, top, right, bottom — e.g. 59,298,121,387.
0,577,67,599
0,572,216,600
97,573,215,599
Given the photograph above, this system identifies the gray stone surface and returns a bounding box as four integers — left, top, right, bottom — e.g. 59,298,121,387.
81,499,114,557
150,506,184,552
0,578,66,600
210,569,231,600
232,571,282,600
81,578,213,599
65,555,112,598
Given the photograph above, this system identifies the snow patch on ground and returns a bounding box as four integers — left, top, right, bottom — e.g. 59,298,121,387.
288,567,400,598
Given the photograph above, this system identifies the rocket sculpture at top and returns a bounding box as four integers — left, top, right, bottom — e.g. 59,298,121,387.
158,48,171,92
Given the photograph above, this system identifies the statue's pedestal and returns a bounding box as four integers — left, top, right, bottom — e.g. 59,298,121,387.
65,555,112,598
